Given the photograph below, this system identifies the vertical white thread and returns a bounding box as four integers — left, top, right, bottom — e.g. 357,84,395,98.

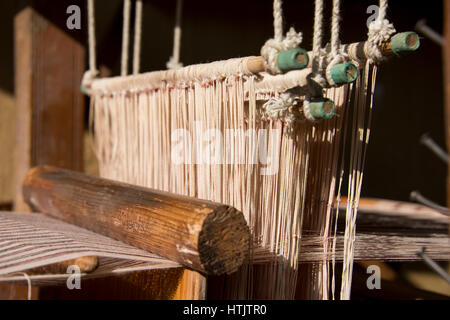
87,0,97,73
273,0,283,41
330,0,340,57
121,0,132,76
167,0,184,70
312,0,324,71
378,0,387,21
12,273,32,300
260,0,302,74
305,0,327,101
325,0,343,86
133,0,143,75
365,0,395,63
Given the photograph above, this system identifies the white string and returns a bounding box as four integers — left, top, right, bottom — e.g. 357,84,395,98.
121,0,132,76
167,0,184,70
325,0,344,86
312,0,323,65
12,272,32,300
379,0,387,20
82,0,99,94
365,0,395,63
309,0,327,89
260,0,302,74
87,0,97,73
330,0,340,57
273,0,283,41
133,0,143,75
304,0,327,120
261,0,302,122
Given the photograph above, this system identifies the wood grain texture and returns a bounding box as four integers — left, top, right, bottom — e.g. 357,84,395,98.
9,5,86,300
0,90,15,204
13,7,85,212
172,270,207,300
38,268,186,300
22,166,251,275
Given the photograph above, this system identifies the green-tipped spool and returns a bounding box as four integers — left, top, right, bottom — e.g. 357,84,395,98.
81,84,88,95
330,62,358,85
277,48,309,72
390,32,420,56
309,98,336,120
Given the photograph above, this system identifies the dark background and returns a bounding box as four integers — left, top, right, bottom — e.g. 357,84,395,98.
0,0,446,205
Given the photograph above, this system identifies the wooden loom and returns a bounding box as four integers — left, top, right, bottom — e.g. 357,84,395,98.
3,0,448,301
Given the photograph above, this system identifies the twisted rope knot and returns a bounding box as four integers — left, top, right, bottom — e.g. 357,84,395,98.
366,18,396,63
262,92,295,119
261,27,303,74
308,47,329,92
261,92,300,126
81,70,99,95
325,55,344,87
166,59,183,70
302,98,315,121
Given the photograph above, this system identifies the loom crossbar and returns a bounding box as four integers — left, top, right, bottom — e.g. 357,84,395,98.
22,166,251,276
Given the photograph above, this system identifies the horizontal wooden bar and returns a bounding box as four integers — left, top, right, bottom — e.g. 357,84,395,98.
22,166,251,275
247,32,420,74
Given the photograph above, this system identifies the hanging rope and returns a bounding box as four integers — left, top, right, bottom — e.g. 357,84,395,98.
325,0,344,86
81,0,98,94
121,0,132,76
273,0,283,41
260,0,303,74
167,0,184,70
365,0,396,63
133,0,143,75
303,0,327,121
309,0,327,90
87,0,97,74
260,0,303,124
330,0,340,57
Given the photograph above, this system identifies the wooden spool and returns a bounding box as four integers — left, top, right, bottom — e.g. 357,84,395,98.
22,166,251,276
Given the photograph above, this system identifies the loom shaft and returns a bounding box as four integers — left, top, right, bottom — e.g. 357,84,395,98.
22,166,251,276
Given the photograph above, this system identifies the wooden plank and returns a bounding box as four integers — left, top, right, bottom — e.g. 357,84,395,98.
172,270,207,300
0,90,15,204
13,7,85,212
444,0,450,216
38,268,186,300
6,6,86,300
22,166,251,275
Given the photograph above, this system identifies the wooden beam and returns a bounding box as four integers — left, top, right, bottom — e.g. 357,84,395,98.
246,32,420,74
22,166,251,275
444,0,450,216
6,5,86,301
0,90,15,204
13,7,85,212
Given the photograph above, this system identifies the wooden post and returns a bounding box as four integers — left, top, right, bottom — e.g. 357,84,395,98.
5,5,86,300
13,7,85,212
22,166,251,275
444,4,450,287
444,0,450,214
